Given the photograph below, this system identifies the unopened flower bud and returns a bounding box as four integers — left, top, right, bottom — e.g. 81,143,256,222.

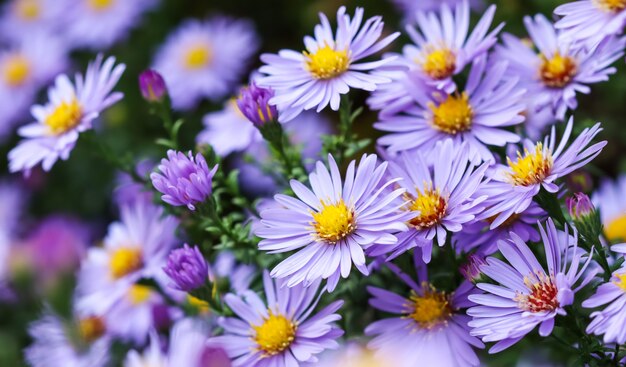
163,244,209,292
460,254,487,284
567,192,595,220
139,69,167,102
236,82,278,127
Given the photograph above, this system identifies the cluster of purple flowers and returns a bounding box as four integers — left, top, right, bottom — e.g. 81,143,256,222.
3,0,626,366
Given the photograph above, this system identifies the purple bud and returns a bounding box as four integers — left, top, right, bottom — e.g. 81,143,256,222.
460,254,487,284
566,192,595,220
200,346,232,367
150,150,218,210
236,82,278,127
163,244,209,292
139,69,167,102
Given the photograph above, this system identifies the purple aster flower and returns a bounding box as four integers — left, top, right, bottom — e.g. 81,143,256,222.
113,159,154,207
494,14,625,120
375,56,525,163
369,140,487,263
153,17,259,110
0,0,66,41
124,330,167,367
555,0,626,46
254,153,409,291
208,271,344,367
76,201,178,315
365,260,484,367
391,0,484,24
478,117,606,227
583,264,626,344
236,82,278,127
468,219,596,353
8,55,125,174
258,6,400,122
25,310,110,367
151,150,219,211
58,0,156,50
371,0,501,101
452,202,546,255
0,33,69,140
592,175,626,244
163,244,209,292
138,69,167,103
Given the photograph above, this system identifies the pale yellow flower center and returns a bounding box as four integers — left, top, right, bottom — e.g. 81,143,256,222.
507,143,554,186
311,199,356,244
304,45,350,80
15,0,40,20
429,92,473,134
253,312,297,356
606,214,626,242
539,52,577,88
2,54,30,87
109,247,143,279
406,187,448,230
593,0,626,11
613,273,626,291
421,47,456,80
78,316,106,343
45,99,83,135
87,0,114,11
128,284,153,305
408,286,452,328
184,45,212,70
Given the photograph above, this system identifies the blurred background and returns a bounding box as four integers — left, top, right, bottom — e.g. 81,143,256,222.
0,0,623,365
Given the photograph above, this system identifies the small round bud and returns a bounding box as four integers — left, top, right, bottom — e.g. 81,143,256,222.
163,244,209,292
236,82,278,127
139,69,167,102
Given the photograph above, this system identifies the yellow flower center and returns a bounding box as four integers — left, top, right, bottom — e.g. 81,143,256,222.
507,143,553,186
407,188,448,230
187,295,211,314
2,54,30,87
253,312,297,356
606,214,626,242
421,48,456,80
613,273,626,291
128,284,153,305
78,316,106,343
516,272,559,313
429,93,473,134
109,247,143,279
304,45,350,80
593,0,626,11
45,99,83,135
15,0,40,20
184,45,212,70
87,0,114,11
539,52,577,88
311,199,356,244
408,286,452,328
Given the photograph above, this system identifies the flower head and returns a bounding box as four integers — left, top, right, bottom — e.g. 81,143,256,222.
583,265,626,344
365,261,483,367
369,140,487,263
208,271,343,366
390,0,484,24
593,175,626,244
254,154,409,291
236,82,278,127
375,57,525,162
8,55,125,173
258,6,399,122
151,150,218,211
478,117,606,227
555,0,626,46
163,244,209,292
138,69,167,102
495,14,625,120
468,219,595,353
153,18,259,110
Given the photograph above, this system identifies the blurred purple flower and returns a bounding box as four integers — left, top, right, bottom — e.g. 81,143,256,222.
163,244,208,292
151,150,218,210
138,69,167,103
236,82,278,127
